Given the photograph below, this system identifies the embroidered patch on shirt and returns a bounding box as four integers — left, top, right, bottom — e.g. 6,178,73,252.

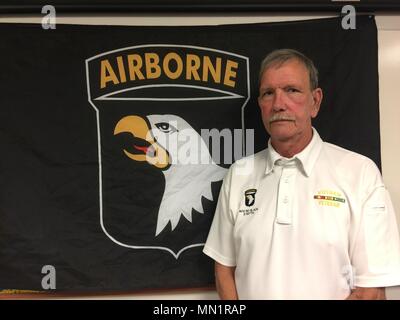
314,190,346,208
239,188,259,215
244,188,257,207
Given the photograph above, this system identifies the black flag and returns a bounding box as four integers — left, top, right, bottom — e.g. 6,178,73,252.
0,16,380,292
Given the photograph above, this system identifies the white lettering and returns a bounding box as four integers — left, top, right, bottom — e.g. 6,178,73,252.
341,5,356,30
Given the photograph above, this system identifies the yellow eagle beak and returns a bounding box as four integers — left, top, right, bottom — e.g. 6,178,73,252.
114,115,170,170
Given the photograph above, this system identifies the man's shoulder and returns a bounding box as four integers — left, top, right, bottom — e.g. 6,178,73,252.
321,141,379,172
227,148,268,178
322,141,385,198
230,148,268,167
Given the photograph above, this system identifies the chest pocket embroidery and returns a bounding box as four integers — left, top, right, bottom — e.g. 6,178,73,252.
313,189,346,208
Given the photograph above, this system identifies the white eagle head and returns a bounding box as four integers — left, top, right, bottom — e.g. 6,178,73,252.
114,114,226,236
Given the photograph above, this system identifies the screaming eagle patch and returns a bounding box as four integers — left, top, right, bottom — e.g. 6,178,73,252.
86,44,250,258
245,188,257,207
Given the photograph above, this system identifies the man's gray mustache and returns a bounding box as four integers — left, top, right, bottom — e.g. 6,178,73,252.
269,114,296,123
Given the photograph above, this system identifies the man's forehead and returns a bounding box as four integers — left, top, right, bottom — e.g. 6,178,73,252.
264,58,307,74
260,59,310,86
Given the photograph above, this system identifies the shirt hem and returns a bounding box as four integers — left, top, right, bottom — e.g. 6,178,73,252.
354,275,400,288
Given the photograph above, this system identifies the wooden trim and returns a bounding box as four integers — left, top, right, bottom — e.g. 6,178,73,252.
0,286,216,299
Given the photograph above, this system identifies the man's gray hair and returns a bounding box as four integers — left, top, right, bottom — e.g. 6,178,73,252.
259,49,319,90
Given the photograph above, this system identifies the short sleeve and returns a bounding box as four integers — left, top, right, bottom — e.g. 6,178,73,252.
203,167,237,267
351,184,400,287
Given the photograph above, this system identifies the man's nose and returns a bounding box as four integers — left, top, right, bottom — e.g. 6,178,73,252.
272,88,286,112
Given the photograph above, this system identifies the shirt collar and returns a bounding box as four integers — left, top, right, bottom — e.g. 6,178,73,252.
265,127,323,177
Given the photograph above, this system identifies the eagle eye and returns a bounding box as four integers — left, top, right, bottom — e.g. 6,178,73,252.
155,122,178,134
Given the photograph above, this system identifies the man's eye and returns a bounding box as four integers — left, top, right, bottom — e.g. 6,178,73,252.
286,87,299,93
262,90,273,97
155,122,178,133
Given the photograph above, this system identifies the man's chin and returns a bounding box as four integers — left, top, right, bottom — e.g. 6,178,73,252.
268,125,296,141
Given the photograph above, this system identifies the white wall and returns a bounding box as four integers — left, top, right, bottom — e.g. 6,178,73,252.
1,12,399,300
377,22,400,301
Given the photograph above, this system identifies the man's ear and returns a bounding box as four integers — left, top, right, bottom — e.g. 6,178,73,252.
311,88,323,118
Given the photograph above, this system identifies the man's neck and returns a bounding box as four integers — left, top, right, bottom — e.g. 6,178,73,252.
271,129,313,158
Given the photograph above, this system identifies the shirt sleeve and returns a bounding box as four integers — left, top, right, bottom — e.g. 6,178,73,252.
203,167,237,267
350,161,400,287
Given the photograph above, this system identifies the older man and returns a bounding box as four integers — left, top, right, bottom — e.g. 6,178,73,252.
203,49,400,300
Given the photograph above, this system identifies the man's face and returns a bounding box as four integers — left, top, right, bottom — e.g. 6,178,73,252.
258,59,322,144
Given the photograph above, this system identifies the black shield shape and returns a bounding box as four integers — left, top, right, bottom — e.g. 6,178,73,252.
86,44,249,258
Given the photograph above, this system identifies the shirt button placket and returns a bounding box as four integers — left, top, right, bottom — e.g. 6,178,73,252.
276,164,296,225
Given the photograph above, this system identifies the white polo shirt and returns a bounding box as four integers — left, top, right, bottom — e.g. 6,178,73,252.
203,128,400,299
